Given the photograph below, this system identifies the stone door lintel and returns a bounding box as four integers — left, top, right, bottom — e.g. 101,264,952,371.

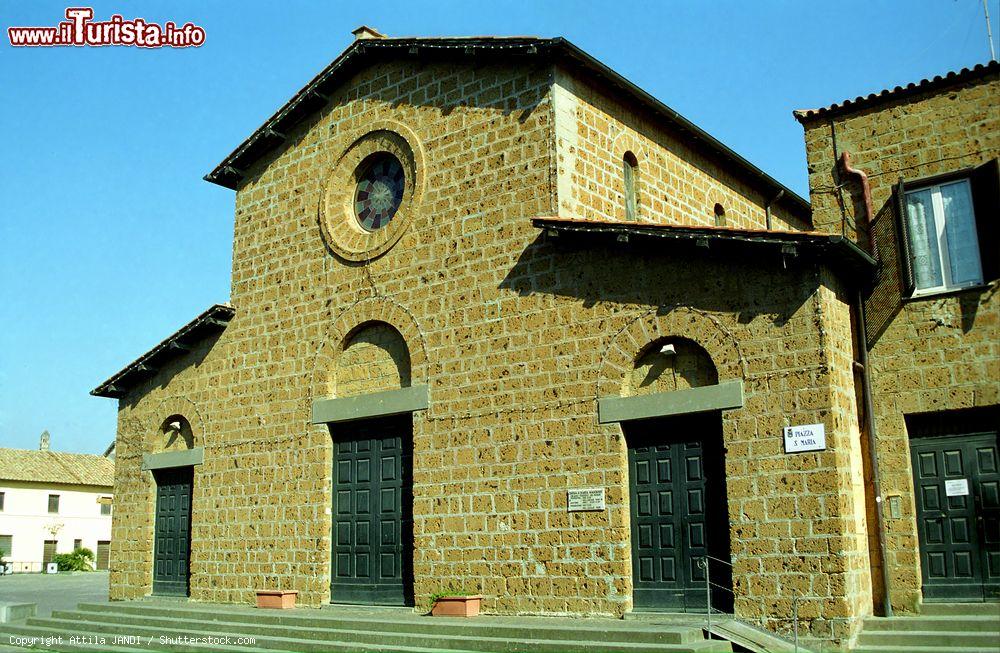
141,447,205,471
312,384,429,424
598,379,743,424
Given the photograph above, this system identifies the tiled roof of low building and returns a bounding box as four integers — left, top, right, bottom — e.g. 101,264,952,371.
0,448,114,487
794,60,999,122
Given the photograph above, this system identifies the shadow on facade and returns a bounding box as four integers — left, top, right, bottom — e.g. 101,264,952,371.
120,332,223,412
499,232,815,323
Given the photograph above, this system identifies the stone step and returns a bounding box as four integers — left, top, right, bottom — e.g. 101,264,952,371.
624,613,806,653
706,620,804,653
853,647,994,653
1,605,733,653
862,615,1000,632
918,602,1000,617
0,622,261,653
855,629,1000,649
0,630,150,653
36,611,726,653
1,619,478,653
72,602,723,648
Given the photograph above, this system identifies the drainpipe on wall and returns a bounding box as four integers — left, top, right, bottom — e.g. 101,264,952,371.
764,189,784,230
839,148,893,618
855,294,893,618
839,152,876,251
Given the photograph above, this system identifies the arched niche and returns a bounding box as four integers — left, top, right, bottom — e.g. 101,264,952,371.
627,337,718,397
159,414,195,453
336,321,412,398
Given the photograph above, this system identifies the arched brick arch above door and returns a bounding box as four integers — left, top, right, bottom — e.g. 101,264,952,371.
145,396,205,455
310,297,428,401
596,307,746,399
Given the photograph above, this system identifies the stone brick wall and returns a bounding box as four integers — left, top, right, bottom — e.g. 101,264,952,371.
108,53,873,649
553,67,810,231
111,343,218,600
799,72,1000,613
336,323,411,397
111,58,556,606
627,338,718,396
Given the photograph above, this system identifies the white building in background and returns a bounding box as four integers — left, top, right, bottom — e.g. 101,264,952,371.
0,432,114,572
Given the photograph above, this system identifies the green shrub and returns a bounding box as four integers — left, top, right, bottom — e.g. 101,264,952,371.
53,547,94,571
428,583,476,610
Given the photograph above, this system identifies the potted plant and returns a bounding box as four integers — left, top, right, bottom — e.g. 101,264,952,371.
429,587,483,617
255,589,298,609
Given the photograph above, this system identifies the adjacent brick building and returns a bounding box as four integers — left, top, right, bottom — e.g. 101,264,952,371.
796,61,999,616
92,29,997,650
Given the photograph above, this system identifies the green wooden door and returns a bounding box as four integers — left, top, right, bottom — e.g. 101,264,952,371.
331,415,412,605
627,412,731,612
152,466,193,597
911,431,1000,601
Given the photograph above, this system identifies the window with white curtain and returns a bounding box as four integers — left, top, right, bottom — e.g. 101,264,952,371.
904,178,983,295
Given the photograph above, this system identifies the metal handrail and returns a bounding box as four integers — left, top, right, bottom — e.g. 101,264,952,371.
696,555,804,653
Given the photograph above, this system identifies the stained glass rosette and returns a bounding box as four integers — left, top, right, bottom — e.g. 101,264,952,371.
354,155,405,231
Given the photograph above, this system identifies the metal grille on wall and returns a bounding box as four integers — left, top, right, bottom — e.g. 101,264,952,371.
863,195,906,346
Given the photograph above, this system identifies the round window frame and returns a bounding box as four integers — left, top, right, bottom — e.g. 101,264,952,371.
353,152,406,232
319,123,424,262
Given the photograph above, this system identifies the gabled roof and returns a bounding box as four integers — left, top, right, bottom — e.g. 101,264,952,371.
0,448,114,487
533,217,876,282
205,35,809,219
91,304,234,399
794,60,999,122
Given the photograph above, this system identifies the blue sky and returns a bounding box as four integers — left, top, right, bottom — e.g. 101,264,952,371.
0,0,996,454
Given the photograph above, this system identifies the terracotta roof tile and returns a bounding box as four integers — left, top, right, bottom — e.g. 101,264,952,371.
794,61,999,122
0,448,114,487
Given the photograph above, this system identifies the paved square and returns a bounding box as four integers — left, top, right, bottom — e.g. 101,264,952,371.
0,572,108,619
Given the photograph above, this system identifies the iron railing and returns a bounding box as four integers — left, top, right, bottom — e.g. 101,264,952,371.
697,555,806,653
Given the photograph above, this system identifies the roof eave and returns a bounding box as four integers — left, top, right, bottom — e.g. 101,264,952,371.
793,60,999,124
204,38,368,190
204,37,555,191
204,36,810,220
0,477,114,489
91,304,235,399
532,217,876,282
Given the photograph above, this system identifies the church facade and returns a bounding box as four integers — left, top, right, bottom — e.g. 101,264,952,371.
92,30,998,650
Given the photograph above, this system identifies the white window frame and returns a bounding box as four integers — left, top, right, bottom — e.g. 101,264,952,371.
906,178,984,297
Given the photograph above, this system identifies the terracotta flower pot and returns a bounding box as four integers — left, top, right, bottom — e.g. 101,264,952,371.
431,595,483,617
255,589,298,609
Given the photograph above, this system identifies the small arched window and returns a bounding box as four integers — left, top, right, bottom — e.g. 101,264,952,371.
713,203,726,226
160,414,194,451
623,151,638,222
